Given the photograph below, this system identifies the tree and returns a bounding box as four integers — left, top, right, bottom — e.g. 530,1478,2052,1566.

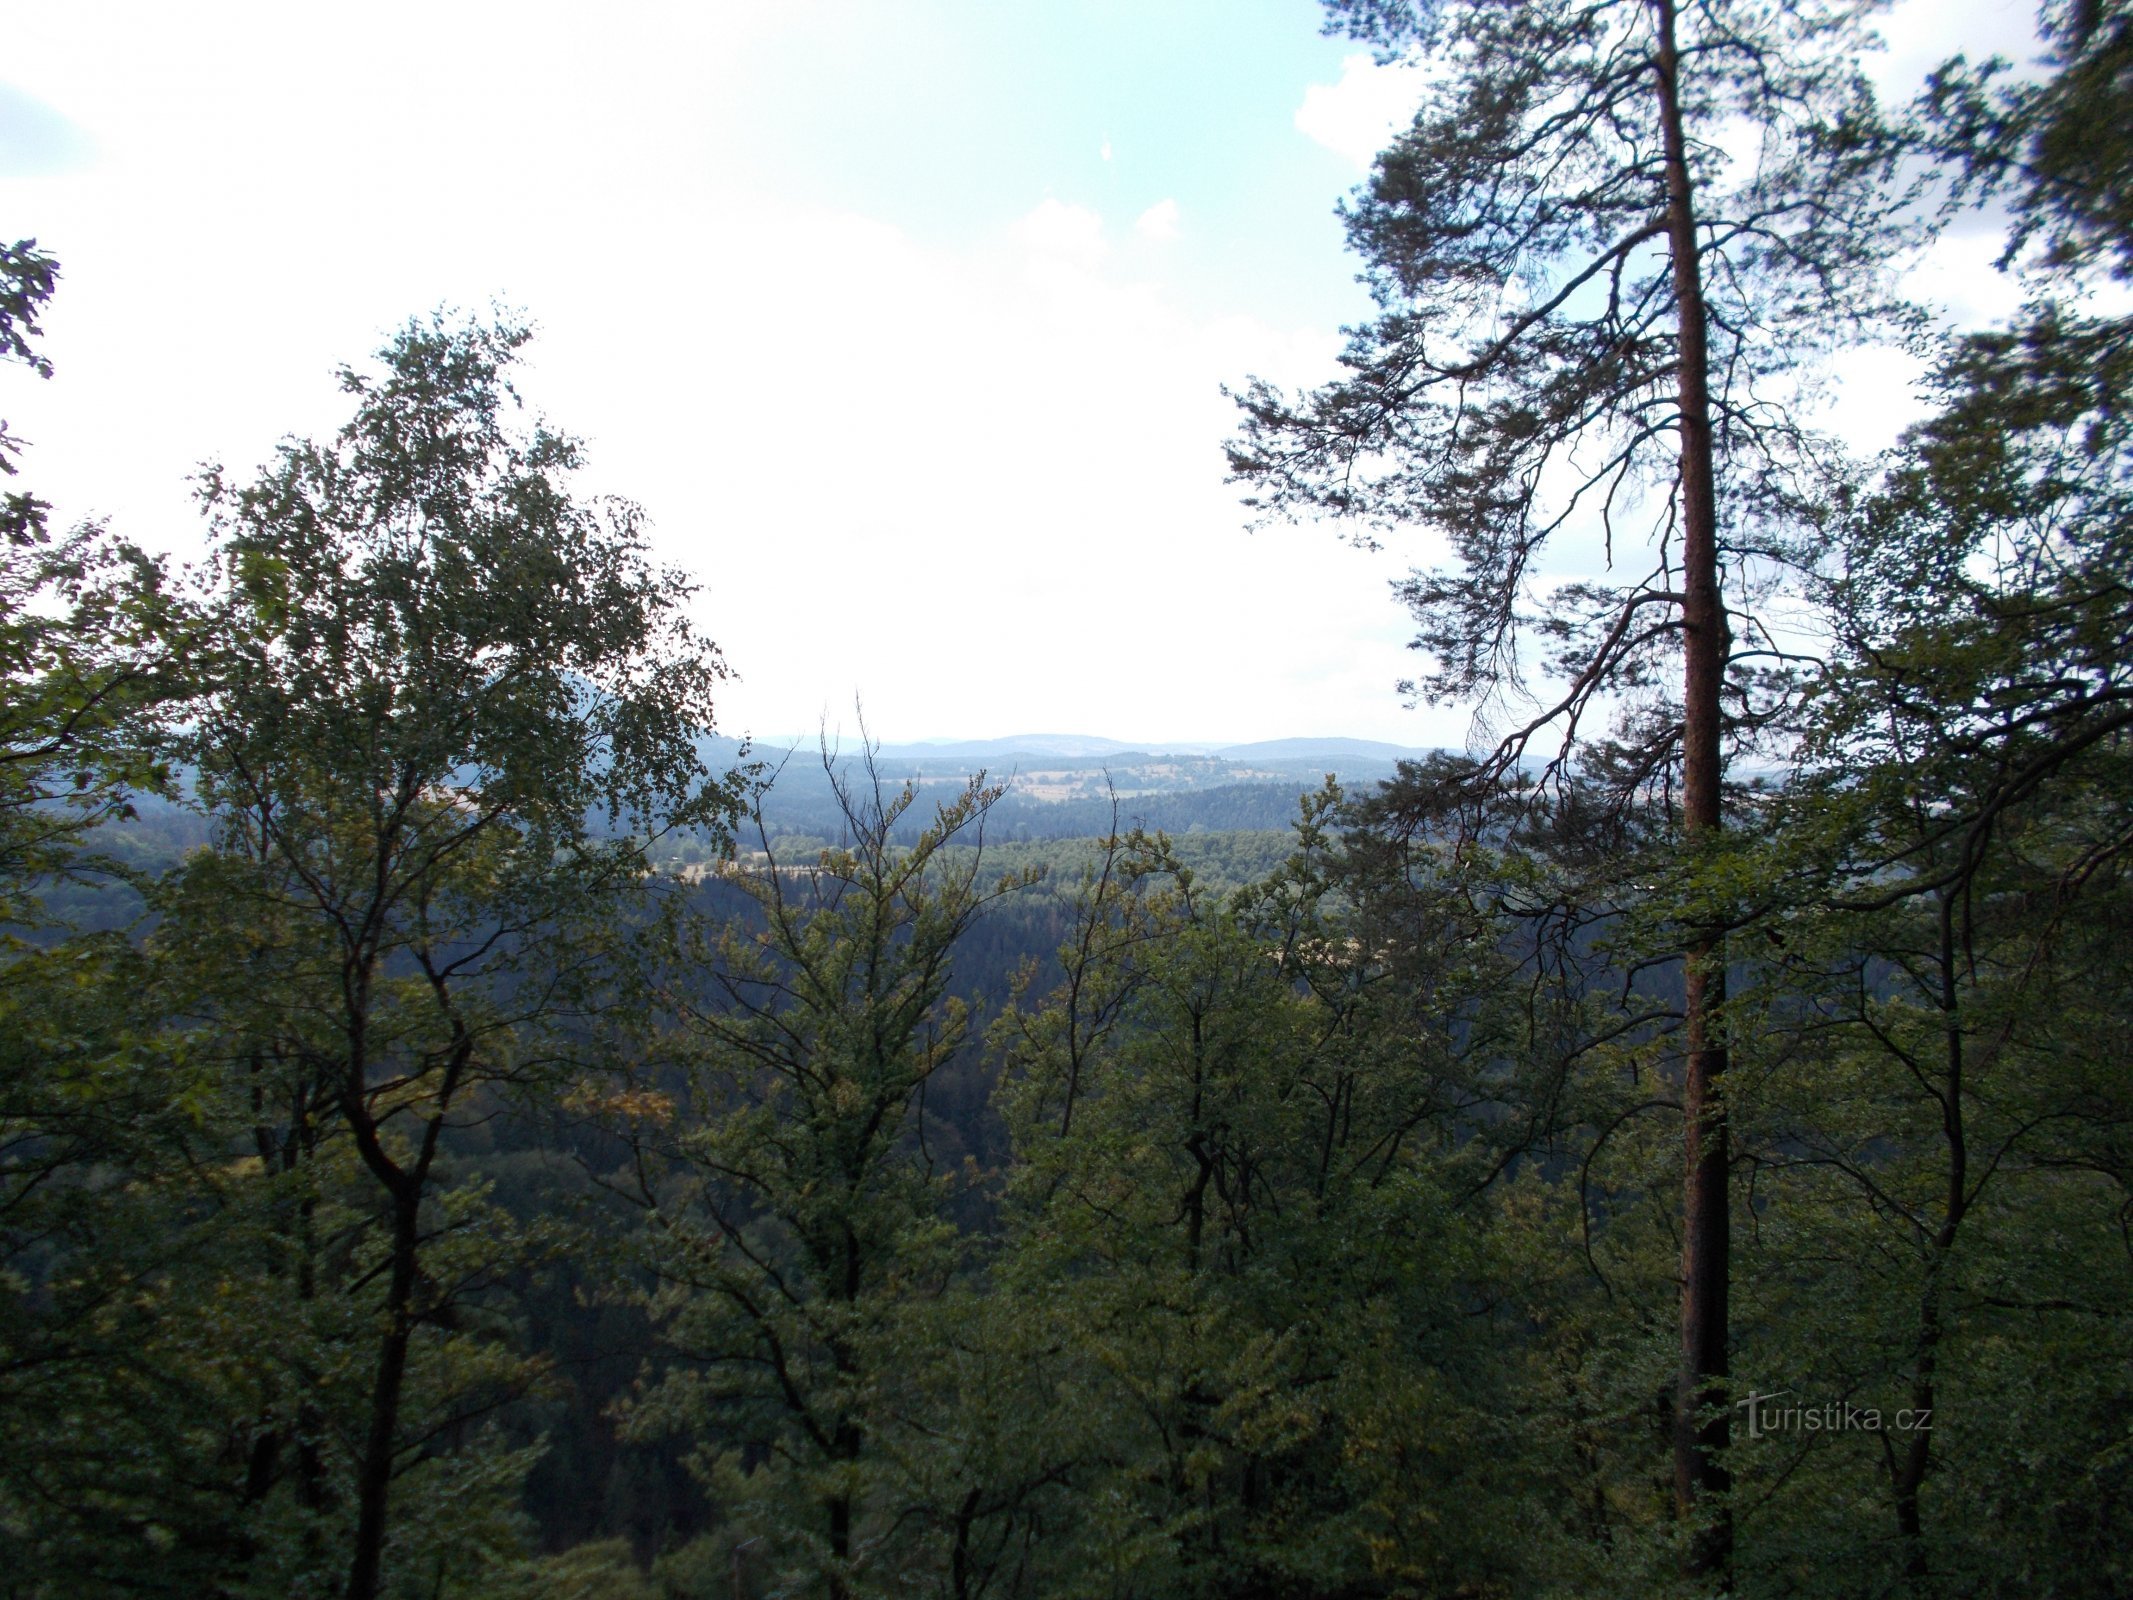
1720,752,2133,1594
980,801,1582,1595
1828,0,2133,889
175,311,736,1600
1,237,58,547
1226,0,1922,1565
1704,7,2133,1581
0,239,238,1596
1,235,184,908
611,751,1030,1600
1924,0,2133,286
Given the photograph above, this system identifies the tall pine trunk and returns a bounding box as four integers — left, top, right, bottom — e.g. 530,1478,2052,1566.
1652,0,1732,1574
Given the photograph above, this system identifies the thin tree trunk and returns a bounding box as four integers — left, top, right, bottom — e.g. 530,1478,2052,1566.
346,1188,421,1600
950,1487,981,1600
827,1414,863,1600
1893,887,1969,1582
1652,0,1732,1576
339,978,469,1600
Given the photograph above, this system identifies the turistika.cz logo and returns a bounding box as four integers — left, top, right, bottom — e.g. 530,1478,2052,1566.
1736,1390,1933,1439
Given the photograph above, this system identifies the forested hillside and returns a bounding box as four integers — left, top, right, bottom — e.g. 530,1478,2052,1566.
686,739,1431,843
5,2,2132,1597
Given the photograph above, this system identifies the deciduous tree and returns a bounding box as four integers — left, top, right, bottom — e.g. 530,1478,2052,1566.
613,751,1028,1599
177,310,736,1600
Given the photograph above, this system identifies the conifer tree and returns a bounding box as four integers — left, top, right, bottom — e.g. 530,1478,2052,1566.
1227,0,1922,1567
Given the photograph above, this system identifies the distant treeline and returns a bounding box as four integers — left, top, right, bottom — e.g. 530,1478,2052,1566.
732,767,1363,843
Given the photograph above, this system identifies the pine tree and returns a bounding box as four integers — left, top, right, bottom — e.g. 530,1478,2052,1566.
1227,1,1924,1566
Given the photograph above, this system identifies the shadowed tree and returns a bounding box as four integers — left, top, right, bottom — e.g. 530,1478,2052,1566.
1,235,185,899
610,750,1032,1600
1721,4,2133,1581
179,312,737,1600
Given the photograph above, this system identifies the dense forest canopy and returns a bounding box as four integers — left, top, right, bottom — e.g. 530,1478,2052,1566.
4,1,2132,1596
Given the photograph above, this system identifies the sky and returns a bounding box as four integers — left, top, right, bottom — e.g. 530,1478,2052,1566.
0,0,2049,749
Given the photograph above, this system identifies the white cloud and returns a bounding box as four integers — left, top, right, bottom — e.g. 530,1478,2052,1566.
0,6,1473,748
1294,52,1425,170
1013,197,1107,268
1867,0,2044,103
1135,198,1180,242
617,200,1426,746
39,3,2046,752
1901,223,2029,331
1,146,1437,745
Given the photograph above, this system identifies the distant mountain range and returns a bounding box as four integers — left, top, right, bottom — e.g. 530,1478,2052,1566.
874,734,1190,759
715,734,1443,765
683,734,1450,841
1200,736,1437,763
96,737,1456,862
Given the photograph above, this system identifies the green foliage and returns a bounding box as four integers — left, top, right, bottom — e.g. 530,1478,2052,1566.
10,6,2133,1595
1,236,59,544
969,801,1578,1595
0,308,741,1599
1923,0,2133,282
0,235,188,917
613,758,1034,1598
160,310,741,1600
0,240,231,1596
1232,0,1921,784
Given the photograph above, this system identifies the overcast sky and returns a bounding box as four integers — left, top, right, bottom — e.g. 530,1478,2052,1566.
0,0,2047,748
